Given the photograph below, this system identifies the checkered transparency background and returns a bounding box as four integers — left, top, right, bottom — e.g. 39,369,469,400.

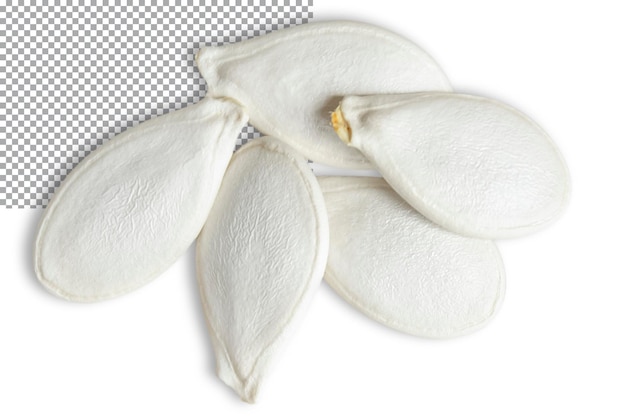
0,1,313,208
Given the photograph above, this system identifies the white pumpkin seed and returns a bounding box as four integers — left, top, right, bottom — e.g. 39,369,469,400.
196,137,329,403
34,97,248,302
332,92,570,238
195,20,451,169
319,176,505,338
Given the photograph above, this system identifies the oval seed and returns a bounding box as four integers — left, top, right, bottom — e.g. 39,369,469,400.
332,92,571,238
319,176,505,338
34,97,248,302
195,20,451,169
196,137,329,403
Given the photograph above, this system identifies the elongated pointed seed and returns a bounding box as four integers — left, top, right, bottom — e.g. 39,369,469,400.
196,137,329,403
34,97,248,302
195,20,451,169
333,92,570,239
319,176,505,338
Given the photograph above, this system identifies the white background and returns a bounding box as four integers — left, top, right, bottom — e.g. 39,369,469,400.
2,1,625,415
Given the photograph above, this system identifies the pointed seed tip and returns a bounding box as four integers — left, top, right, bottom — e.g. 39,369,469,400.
331,105,352,145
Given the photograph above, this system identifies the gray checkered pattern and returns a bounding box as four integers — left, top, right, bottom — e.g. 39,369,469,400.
0,1,313,208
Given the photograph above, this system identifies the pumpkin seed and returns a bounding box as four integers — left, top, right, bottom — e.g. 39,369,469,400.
34,97,247,302
319,176,505,338
332,92,570,238
195,20,451,169
196,137,329,402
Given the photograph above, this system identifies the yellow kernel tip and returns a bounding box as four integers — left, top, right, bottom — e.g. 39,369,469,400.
331,105,352,145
